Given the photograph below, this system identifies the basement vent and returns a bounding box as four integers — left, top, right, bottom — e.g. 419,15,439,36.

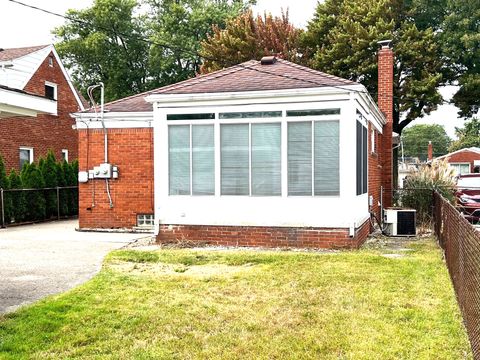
137,214,154,227
260,56,276,65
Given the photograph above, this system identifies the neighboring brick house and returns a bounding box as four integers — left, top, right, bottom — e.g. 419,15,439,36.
73,41,395,249
0,45,85,171
430,146,480,175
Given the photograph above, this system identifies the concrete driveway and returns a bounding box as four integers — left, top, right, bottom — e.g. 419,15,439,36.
0,220,148,314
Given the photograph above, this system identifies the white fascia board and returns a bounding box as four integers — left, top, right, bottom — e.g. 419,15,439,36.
353,91,386,133
72,111,153,129
19,45,85,111
145,86,356,108
0,87,56,117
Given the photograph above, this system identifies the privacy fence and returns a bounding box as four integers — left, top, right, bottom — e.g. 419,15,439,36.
433,191,480,359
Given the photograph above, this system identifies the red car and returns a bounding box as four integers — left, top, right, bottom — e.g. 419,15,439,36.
455,188,480,224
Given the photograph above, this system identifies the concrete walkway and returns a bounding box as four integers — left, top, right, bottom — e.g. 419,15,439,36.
0,220,148,314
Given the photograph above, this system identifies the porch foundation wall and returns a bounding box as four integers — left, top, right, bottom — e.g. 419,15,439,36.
157,219,371,249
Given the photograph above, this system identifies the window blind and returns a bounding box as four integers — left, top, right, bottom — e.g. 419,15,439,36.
221,124,249,195
314,121,339,195
362,125,368,193
251,123,281,196
169,125,190,195
288,122,312,196
192,125,215,195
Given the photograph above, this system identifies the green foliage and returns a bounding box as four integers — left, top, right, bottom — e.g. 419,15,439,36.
64,161,78,216
401,124,451,160
8,170,26,223
21,163,46,221
400,160,456,224
441,0,480,117
200,9,304,73
54,0,250,102
41,151,59,219
449,118,480,152
303,0,446,134
0,156,12,224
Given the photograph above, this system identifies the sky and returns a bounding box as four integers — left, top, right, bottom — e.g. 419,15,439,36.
0,0,466,138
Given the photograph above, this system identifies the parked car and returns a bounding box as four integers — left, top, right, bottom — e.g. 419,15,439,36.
455,174,480,223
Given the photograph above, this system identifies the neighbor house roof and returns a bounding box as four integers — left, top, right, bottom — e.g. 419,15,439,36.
85,58,358,113
0,45,48,61
434,147,480,161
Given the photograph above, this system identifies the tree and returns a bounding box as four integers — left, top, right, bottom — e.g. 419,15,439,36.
21,163,46,221
441,0,480,118
146,0,251,86
0,156,12,224
449,118,480,152
303,0,446,135
8,170,26,223
401,124,451,161
200,9,303,73
41,151,59,219
54,0,150,102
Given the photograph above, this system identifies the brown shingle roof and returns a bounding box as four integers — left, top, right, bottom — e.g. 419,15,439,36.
88,58,357,113
0,45,49,61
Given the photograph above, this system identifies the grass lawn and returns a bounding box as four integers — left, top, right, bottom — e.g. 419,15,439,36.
0,238,472,359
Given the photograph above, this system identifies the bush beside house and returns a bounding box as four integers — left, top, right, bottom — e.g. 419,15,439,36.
0,151,78,225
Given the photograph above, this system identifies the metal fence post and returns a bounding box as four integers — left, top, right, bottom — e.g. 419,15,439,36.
0,188,4,228
56,186,60,220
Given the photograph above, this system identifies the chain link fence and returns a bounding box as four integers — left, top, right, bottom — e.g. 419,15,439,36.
433,191,480,359
0,186,78,228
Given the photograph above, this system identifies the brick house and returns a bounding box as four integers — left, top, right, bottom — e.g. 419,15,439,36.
0,45,85,171
73,41,395,249
429,145,480,175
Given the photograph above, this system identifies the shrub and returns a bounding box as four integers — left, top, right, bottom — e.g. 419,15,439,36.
400,160,456,225
41,151,59,219
8,170,26,223
21,163,46,221
0,156,12,224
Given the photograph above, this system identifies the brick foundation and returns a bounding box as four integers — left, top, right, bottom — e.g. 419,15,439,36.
157,219,371,250
78,127,154,229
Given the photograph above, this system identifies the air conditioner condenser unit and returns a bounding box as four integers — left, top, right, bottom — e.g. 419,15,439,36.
383,208,416,236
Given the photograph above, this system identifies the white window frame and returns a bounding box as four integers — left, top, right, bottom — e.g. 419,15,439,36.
371,129,376,154
450,162,471,175
48,56,54,67
19,147,34,168
45,81,58,115
61,149,69,162
136,214,154,227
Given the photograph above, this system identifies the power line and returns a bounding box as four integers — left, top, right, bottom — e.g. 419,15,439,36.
7,0,451,105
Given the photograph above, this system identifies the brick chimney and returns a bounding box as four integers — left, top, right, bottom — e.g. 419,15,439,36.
378,40,394,208
427,141,433,161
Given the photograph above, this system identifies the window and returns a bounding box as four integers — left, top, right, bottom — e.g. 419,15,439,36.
167,113,214,121
219,111,282,119
137,214,154,227
356,120,368,195
371,129,376,154
288,120,339,196
220,123,281,196
19,147,33,169
48,56,54,67
286,108,340,117
61,149,69,162
44,82,57,100
450,163,471,175
168,125,214,195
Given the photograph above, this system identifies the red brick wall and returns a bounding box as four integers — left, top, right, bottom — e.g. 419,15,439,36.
445,150,480,173
157,219,371,250
378,45,394,208
78,128,154,229
0,51,81,171
368,124,382,224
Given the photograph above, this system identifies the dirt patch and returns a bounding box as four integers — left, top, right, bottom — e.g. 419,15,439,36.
109,261,254,278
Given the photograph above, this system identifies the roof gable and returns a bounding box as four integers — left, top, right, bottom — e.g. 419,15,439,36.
0,45,49,61
88,58,357,113
435,147,480,161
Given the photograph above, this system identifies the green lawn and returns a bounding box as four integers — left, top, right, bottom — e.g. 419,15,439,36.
0,238,472,359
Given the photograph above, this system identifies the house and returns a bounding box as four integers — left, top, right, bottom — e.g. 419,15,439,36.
0,45,85,170
73,41,395,249
429,143,480,175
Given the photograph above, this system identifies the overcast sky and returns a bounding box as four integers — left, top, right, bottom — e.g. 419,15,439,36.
0,0,466,138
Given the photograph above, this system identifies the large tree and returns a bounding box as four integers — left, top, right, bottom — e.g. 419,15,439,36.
449,118,480,152
54,0,251,102
401,124,451,161
200,9,303,73
147,0,252,85
54,0,150,102
302,0,447,134
441,0,480,118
